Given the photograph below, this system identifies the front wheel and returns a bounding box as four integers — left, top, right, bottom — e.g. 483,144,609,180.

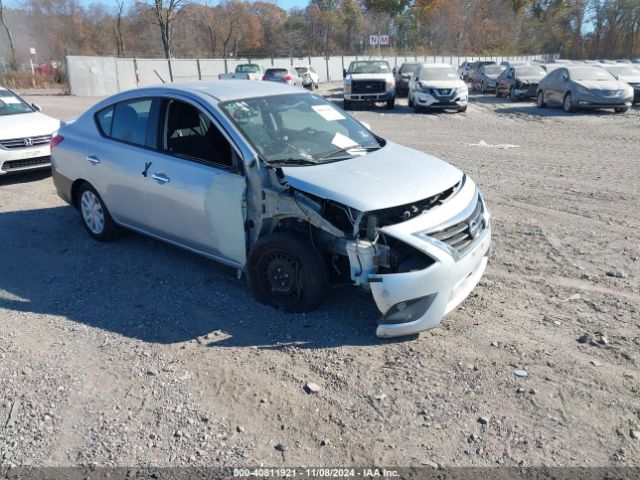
343,99,351,110
408,93,413,107
386,98,396,109
247,232,328,313
614,106,629,114
563,92,575,113
458,105,467,113
509,88,517,102
480,82,486,93
78,183,118,241
495,86,502,98
536,91,546,108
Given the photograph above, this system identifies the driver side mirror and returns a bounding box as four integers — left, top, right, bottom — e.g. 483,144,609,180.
31,103,42,112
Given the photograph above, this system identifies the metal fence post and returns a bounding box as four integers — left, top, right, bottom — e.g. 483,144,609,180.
168,58,174,82
197,59,202,80
133,58,139,87
325,56,330,82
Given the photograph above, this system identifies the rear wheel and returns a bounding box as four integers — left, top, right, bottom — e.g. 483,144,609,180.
563,92,575,113
495,85,502,98
386,98,395,109
536,91,546,108
247,232,328,313
343,99,351,110
408,93,413,107
614,106,629,113
77,183,118,241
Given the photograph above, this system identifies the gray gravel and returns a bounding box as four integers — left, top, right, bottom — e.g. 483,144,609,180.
0,85,639,468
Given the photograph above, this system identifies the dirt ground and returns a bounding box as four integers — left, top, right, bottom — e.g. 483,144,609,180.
1,84,639,470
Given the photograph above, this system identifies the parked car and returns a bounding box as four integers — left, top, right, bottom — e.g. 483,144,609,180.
50,81,491,338
343,60,396,110
536,65,634,113
0,86,60,176
495,64,547,101
393,62,420,97
218,64,263,81
467,61,496,82
540,63,564,73
472,64,505,92
598,64,640,103
294,65,320,89
262,67,304,87
408,63,468,113
458,61,472,81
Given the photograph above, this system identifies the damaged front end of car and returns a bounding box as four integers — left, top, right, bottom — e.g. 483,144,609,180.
246,162,491,338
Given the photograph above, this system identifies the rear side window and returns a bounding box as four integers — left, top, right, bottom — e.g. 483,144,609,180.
96,98,152,147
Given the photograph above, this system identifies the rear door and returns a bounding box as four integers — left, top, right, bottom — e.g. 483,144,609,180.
143,96,247,266
87,97,160,229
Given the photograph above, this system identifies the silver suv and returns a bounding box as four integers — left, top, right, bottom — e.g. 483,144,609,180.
51,81,491,338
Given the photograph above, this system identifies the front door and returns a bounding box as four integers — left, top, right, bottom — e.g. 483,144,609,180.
144,97,247,266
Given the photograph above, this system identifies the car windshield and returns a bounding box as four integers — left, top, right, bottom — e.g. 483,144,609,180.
515,66,546,77
605,66,640,76
0,90,34,116
348,61,391,74
221,93,381,165
570,67,615,81
419,67,458,81
483,66,504,75
237,65,260,73
400,64,419,74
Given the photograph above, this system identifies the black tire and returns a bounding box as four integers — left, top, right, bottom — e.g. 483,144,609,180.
386,98,395,109
563,92,575,113
495,85,502,98
314,82,319,90
247,232,328,313
408,93,413,107
536,91,546,108
458,105,467,113
77,182,118,241
343,99,351,110
509,88,517,102
480,82,486,93
614,107,629,113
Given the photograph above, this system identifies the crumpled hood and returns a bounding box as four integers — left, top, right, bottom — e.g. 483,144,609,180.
347,73,393,82
575,79,630,91
419,79,466,90
281,141,464,212
0,111,60,140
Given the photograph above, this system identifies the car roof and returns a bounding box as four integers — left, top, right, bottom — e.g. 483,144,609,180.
116,81,309,103
419,63,454,68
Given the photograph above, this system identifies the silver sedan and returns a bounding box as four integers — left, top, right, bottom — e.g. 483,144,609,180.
536,65,634,113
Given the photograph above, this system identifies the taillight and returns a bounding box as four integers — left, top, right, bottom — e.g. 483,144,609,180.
284,75,292,82
50,135,64,148
262,75,266,80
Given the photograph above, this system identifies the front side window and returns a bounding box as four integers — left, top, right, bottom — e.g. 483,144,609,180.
0,90,34,116
221,93,382,166
163,99,232,167
98,98,152,146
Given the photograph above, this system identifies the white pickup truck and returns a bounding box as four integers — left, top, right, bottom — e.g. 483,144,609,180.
218,64,264,81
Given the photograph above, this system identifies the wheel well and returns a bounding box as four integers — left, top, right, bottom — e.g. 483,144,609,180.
71,179,89,208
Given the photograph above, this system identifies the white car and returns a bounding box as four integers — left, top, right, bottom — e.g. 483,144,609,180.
294,66,320,89
51,81,490,338
0,87,60,176
408,64,468,113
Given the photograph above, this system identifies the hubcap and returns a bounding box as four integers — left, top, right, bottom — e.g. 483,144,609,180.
80,190,105,234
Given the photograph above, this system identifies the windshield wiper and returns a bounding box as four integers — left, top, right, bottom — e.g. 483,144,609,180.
267,158,318,167
315,145,380,161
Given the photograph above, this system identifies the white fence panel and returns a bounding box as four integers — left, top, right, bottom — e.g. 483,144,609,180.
115,58,137,91
199,59,227,79
136,59,171,86
68,56,118,96
171,59,200,82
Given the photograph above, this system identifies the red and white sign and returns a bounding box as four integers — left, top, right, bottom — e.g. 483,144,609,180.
379,35,389,45
369,35,379,46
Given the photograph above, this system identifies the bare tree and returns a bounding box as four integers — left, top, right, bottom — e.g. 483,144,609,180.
0,0,18,70
114,0,126,57
139,0,183,59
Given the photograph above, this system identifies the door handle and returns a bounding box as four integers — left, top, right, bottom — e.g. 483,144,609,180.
151,173,170,184
86,155,100,164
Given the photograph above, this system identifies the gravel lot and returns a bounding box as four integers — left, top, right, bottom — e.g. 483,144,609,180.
1,85,639,469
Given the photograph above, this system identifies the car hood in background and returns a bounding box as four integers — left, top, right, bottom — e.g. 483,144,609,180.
575,80,630,91
347,73,393,81
419,80,466,90
0,112,60,140
281,142,463,212
618,75,640,83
